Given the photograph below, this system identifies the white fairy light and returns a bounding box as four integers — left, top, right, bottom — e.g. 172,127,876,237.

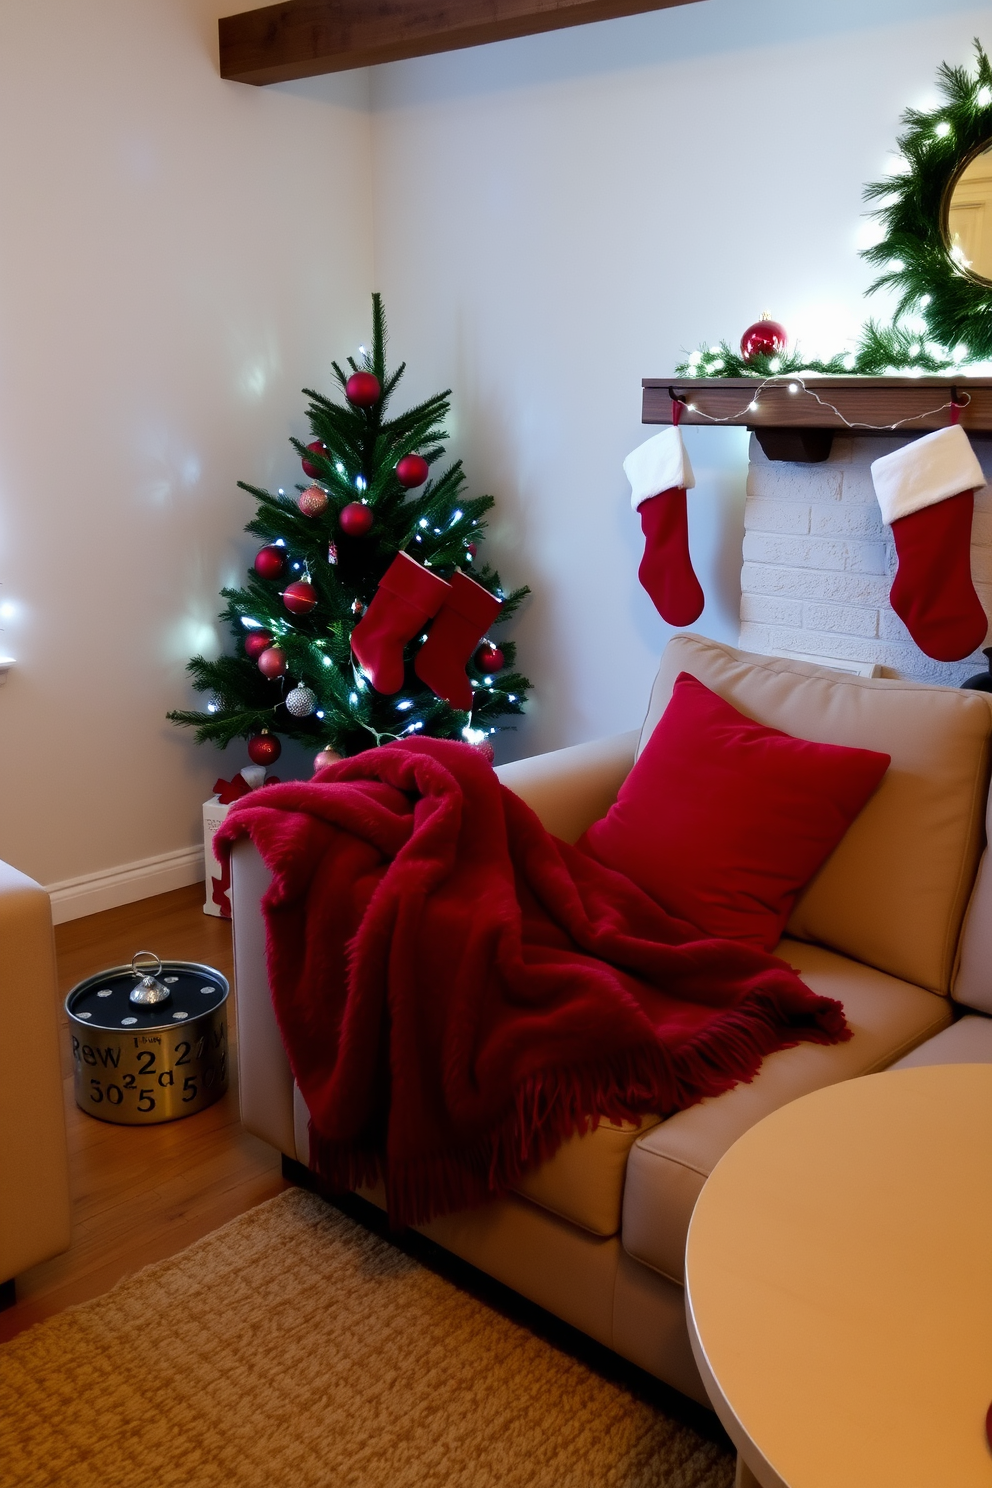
275,539,286,547
769,357,782,372
240,617,262,629
349,691,359,705
396,699,413,711
316,710,325,719
507,694,516,703
979,86,992,106
335,462,345,474
355,476,367,491
935,121,952,138
278,488,285,496
462,726,487,745
748,400,759,412
920,294,932,307
207,701,219,712
450,510,463,524
788,383,799,394
419,518,429,528
323,656,333,667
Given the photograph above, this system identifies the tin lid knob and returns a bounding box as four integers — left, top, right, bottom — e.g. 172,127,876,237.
129,951,171,1007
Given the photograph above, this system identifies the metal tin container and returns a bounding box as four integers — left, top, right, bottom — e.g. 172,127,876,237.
65,952,229,1125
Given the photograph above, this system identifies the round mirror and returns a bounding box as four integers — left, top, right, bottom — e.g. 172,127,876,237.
945,142,992,285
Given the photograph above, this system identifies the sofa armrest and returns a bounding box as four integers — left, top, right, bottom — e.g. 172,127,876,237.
0,861,71,1283
495,731,637,844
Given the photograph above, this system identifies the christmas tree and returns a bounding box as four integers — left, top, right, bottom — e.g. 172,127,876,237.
169,295,530,769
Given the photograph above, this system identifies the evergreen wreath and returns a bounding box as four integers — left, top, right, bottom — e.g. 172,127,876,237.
862,38,992,360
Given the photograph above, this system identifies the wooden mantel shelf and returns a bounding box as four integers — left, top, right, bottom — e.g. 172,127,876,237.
643,377,992,463
218,0,704,85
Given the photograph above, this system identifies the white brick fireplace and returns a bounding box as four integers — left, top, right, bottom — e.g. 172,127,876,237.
739,434,992,686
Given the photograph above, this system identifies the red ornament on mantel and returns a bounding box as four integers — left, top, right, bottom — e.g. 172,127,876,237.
345,371,381,407
282,579,318,615
247,731,281,766
340,502,373,537
740,314,788,363
396,453,429,488
301,440,329,478
254,545,286,581
244,630,273,660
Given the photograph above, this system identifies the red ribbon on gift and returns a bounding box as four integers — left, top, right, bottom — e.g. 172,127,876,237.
213,772,280,805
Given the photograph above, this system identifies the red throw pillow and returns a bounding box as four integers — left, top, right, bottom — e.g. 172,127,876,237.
578,672,890,952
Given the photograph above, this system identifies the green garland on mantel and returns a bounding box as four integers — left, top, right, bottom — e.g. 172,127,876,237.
674,320,964,380
677,41,992,380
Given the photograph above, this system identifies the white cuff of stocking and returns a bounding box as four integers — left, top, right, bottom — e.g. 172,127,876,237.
870,424,986,526
624,427,695,512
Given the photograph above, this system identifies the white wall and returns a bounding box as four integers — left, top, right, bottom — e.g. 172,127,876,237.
0,0,372,895
369,0,992,759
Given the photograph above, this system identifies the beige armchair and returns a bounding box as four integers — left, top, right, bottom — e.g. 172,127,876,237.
0,860,71,1306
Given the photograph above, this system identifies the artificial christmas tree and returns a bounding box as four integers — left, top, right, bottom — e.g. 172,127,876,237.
169,295,530,764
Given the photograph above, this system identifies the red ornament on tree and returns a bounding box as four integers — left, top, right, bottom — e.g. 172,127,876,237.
396,454,429,488
466,542,478,560
298,485,329,518
476,644,504,674
247,731,281,766
244,630,273,660
257,646,288,679
254,545,286,581
339,502,373,537
740,314,788,363
345,371,381,407
282,579,317,615
313,746,342,774
301,440,328,478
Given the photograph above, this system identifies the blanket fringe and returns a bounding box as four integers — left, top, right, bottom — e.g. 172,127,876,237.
307,984,848,1227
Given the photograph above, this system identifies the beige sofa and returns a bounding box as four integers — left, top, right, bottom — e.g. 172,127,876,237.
230,634,992,1404
0,860,71,1304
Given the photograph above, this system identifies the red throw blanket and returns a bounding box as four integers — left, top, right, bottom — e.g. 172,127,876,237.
216,737,848,1225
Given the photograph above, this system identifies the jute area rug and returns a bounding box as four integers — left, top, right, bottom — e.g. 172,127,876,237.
0,1189,733,1488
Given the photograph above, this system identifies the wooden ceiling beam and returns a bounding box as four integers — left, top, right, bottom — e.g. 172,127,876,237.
218,0,707,86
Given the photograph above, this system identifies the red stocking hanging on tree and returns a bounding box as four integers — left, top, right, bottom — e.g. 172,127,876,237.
624,421,704,627
415,572,503,710
352,552,450,694
870,422,988,662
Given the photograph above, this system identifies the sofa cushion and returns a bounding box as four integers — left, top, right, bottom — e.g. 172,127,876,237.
620,938,953,1285
580,672,889,952
952,782,992,1014
512,1113,662,1238
639,634,992,993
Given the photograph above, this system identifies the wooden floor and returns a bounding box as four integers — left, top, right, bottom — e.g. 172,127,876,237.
0,884,287,1344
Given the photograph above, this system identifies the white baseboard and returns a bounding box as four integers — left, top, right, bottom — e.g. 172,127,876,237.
46,845,205,925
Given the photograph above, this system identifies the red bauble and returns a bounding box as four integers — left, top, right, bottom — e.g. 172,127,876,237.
247,731,281,766
476,644,504,674
345,372,381,407
257,646,288,679
244,630,273,660
740,315,788,363
339,502,373,537
301,440,328,478
313,746,342,774
298,485,329,518
396,454,429,488
282,579,318,615
254,545,286,581
466,542,478,560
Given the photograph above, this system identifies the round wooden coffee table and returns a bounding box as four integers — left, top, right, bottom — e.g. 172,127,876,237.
685,1065,992,1488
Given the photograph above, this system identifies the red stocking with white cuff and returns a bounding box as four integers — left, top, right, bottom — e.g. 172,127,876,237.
870,424,988,663
624,425,704,627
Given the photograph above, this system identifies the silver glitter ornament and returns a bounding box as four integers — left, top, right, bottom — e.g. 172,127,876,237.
285,685,317,718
